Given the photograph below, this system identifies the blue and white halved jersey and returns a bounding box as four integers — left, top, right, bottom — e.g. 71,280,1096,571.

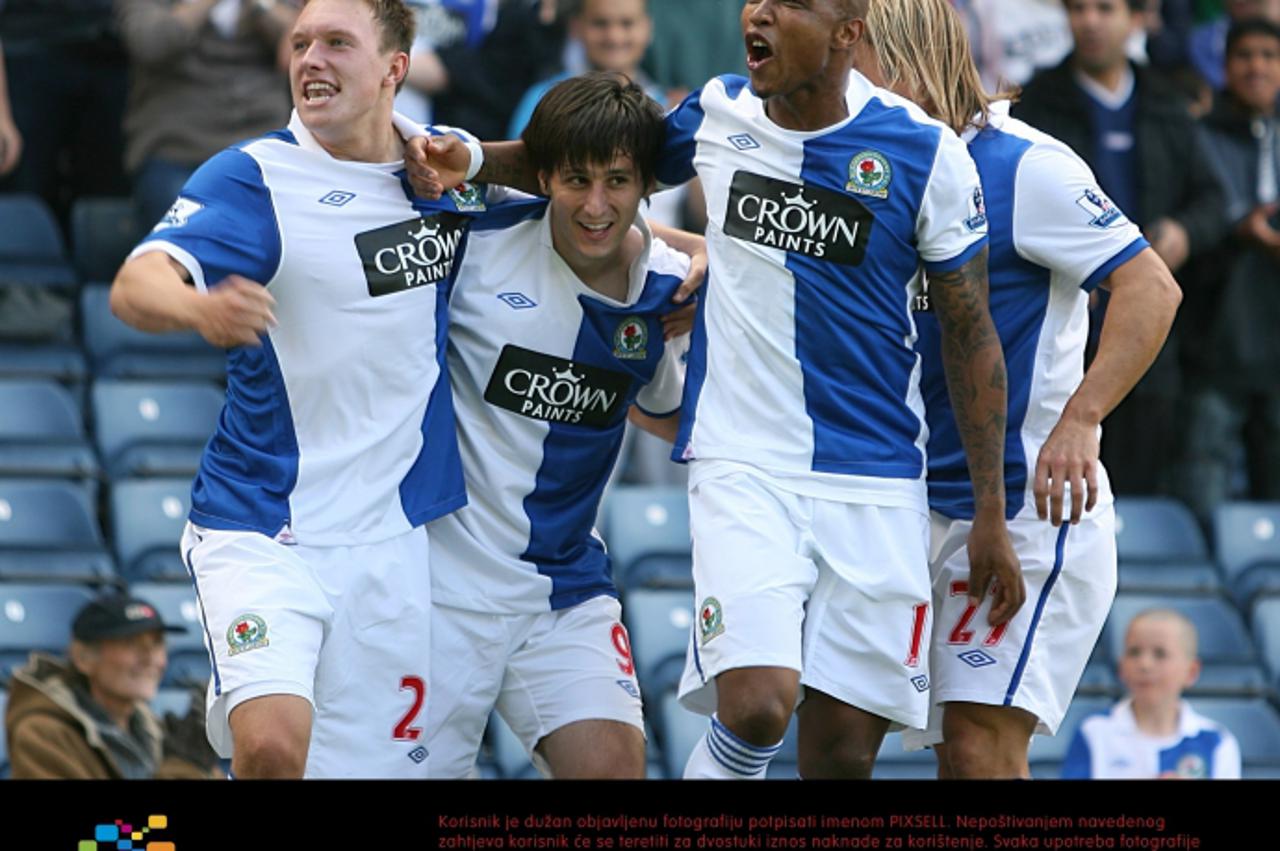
915,104,1149,520
429,206,689,613
1062,699,1241,779
657,72,987,512
130,111,498,545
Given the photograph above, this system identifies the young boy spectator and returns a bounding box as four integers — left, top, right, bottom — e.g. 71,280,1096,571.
1062,609,1241,778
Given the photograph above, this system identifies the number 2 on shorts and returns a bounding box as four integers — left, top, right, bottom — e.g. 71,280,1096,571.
393,675,426,741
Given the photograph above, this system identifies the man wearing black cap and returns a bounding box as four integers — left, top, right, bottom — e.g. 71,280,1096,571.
4,593,218,779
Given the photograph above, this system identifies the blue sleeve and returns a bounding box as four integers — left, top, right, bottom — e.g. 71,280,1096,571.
136,147,281,289
1060,727,1093,779
656,87,706,188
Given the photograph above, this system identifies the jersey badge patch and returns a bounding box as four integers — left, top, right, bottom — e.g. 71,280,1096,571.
227,613,269,656
1076,188,1123,229
152,197,204,232
613,316,648,360
846,151,892,199
699,597,724,645
448,182,486,212
964,187,988,233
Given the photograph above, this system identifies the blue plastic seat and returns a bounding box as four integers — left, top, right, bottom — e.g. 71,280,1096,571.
0,379,98,478
0,344,87,383
1114,497,1209,562
602,485,691,589
1191,698,1280,766
0,479,115,583
0,688,8,776
81,286,224,380
110,479,191,582
1251,596,1280,692
1214,502,1280,602
485,712,536,779
70,197,142,283
128,582,206,656
91,380,223,478
1116,560,1223,596
0,193,78,288
620,588,694,696
150,686,194,720
1075,660,1121,697
1028,696,1113,765
0,584,96,683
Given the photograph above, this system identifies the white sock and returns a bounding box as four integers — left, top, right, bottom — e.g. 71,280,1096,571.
683,714,782,779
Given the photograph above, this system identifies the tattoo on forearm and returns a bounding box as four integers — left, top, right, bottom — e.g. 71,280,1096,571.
929,249,1008,507
477,146,538,194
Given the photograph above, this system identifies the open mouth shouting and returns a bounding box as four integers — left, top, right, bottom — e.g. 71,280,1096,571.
302,80,339,105
745,31,774,72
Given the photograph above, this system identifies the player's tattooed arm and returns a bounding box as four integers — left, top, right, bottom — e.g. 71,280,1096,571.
930,248,1025,624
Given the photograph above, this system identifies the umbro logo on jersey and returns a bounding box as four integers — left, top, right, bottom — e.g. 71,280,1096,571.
318,190,356,207
616,679,641,700
355,214,467,297
724,171,874,266
910,674,930,692
958,649,998,668
727,133,760,151
497,292,538,310
484,344,631,428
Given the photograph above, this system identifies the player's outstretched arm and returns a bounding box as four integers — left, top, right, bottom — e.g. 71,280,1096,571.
111,252,276,349
930,249,1025,624
1034,248,1181,525
406,135,539,198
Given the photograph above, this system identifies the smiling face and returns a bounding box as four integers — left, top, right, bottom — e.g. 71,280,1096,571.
1065,0,1138,76
75,631,168,706
741,0,857,101
541,153,647,280
289,0,407,151
1226,30,1280,114
576,0,652,75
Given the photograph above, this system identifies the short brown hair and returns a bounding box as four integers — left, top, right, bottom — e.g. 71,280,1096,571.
304,0,415,54
521,71,665,188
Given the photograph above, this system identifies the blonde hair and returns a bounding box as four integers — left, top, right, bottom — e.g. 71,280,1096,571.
1128,609,1199,659
863,0,1015,135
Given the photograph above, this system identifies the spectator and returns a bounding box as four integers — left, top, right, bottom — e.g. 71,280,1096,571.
0,0,129,224
1014,0,1227,497
1189,0,1280,89
394,0,500,125
0,38,20,176
1176,17,1280,523
966,0,1074,89
1062,609,1241,778
4,593,219,779
116,0,297,229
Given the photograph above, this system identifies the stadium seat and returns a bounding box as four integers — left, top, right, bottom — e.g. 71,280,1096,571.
164,651,211,690
1027,695,1112,766
1113,497,1209,562
81,286,224,380
1232,562,1280,610
129,583,206,656
1251,596,1280,691
0,688,7,777
1075,661,1121,697
110,479,192,583
1214,502,1280,601
70,197,142,283
1191,698,1280,767
657,690,704,777
602,485,691,589
620,588,694,696
150,687,194,720
91,380,223,478
0,193,78,288
0,343,87,383
0,379,98,479
1102,594,1267,696
875,731,937,767
0,583,96,683
1115,560,1223,596
0,479,115,583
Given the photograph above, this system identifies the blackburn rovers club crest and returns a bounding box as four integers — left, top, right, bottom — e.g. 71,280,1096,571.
847,150,892,199
227,613,269,656
613,316,648,360
448,181,486,213
699,597,724,645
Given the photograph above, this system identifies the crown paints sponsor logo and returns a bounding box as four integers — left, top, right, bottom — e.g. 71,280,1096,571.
724,171,874,266
355,214,467,297
484,345,632,428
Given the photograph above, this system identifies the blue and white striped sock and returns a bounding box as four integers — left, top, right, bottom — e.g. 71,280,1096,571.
683,714,783,779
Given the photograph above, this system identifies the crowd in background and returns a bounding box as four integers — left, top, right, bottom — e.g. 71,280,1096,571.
0,0,1277,522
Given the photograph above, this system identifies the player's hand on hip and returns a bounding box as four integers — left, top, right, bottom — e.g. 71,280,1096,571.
967,515,1025,626
1033,413,1100,527
406,135,469,199
196,275,277,348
